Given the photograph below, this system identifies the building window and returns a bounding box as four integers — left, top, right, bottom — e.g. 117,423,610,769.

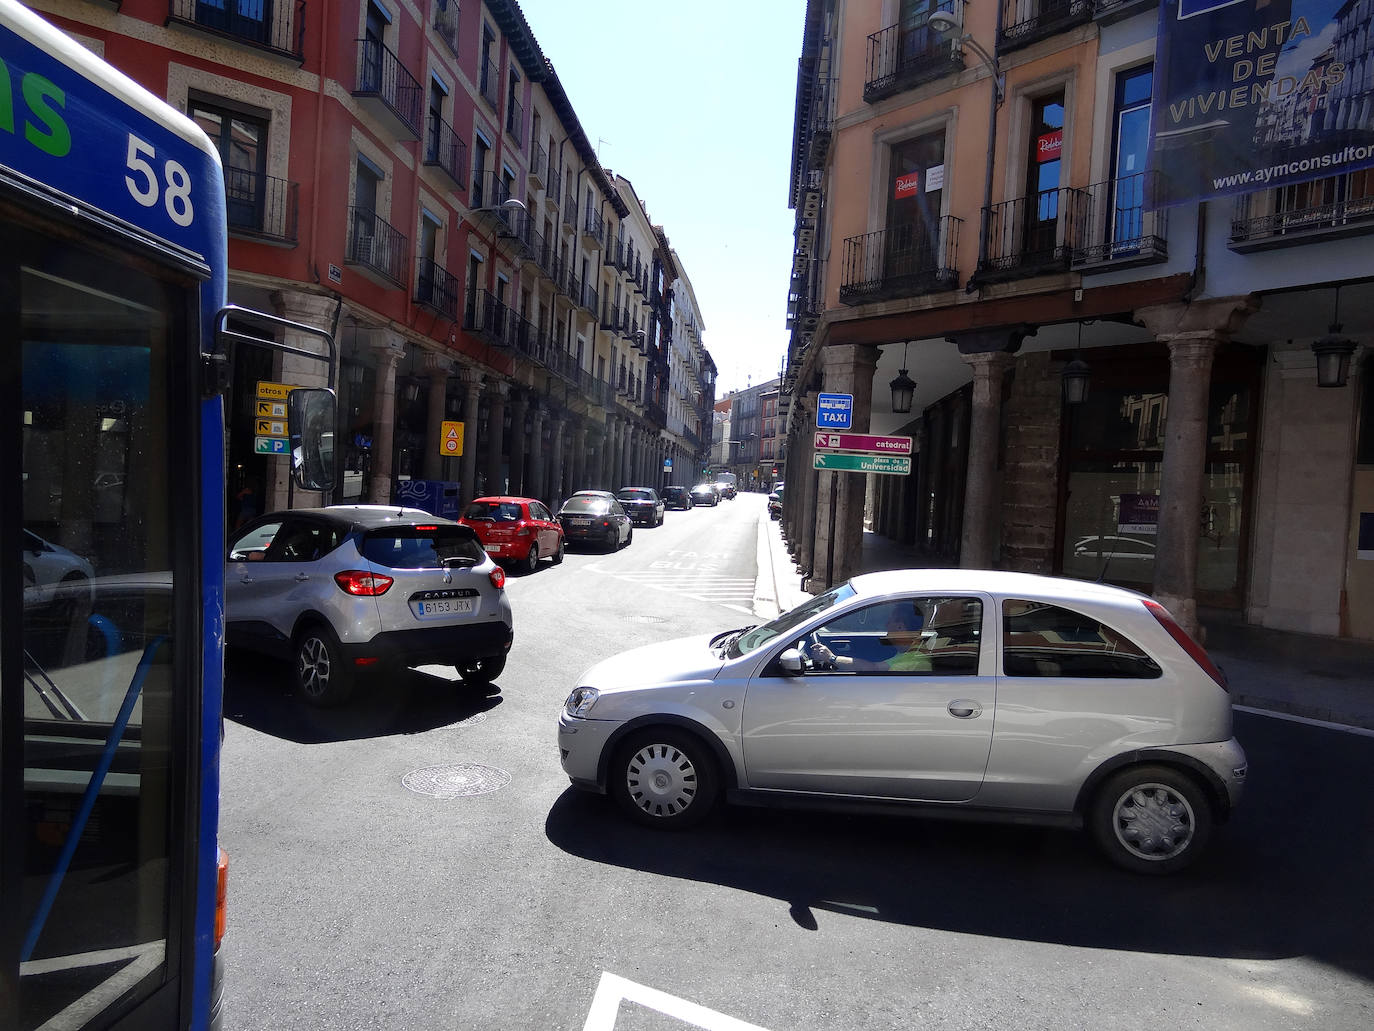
190,97,267,233
1021,91,1066,261
1108,65,1153,254
472,134,490,207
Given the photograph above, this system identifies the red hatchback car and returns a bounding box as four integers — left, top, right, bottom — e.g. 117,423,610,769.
458,496,565,574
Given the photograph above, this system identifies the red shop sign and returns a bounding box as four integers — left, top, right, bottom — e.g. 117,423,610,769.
894,171,922,199
1037,130,1063,162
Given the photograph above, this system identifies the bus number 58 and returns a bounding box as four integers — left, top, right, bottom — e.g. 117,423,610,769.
125,133,194,227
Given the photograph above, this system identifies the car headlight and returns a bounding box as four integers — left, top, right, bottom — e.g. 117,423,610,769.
564,687,600,717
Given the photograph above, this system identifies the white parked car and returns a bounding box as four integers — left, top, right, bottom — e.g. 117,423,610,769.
559,569,1247,874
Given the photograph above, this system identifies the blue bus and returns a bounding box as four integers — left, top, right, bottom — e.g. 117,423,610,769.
1,5,332,1027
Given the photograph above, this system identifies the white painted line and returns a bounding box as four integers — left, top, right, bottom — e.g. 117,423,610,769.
1234,705,1374,737
24,941,164,1031
583,971,774,1031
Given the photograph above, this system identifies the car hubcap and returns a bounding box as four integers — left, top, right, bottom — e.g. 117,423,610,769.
625,743,697,818
298,637,330,698
1112,783,1195,862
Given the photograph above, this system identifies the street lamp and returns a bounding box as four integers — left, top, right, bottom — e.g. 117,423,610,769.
1312,287,1358,388
929,11,1004,106
888,341,916,414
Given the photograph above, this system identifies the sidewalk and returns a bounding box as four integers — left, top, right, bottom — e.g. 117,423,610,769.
755,513,1374,732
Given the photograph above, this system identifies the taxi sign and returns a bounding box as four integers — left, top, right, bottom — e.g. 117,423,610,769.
440,421,465,457
816,392,854,429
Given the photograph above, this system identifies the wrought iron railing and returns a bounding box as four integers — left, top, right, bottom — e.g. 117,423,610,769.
1000,0,1093,51
808,76,838,163
1230,172,1374,248
354,37,421,137
581,282,599,316
478,54,500,110
602,301,621,331
224,168,298,244
415,258,460,320
347,206,407,286
168,0,305,61
582,206,604,244
505,93,523,145
864,5,962,103
431,0,459,56
470,170,511,213
1072,170,1168,267
839,218,962,305
529,141,548,187
423,111,467,190
978,188,1088,279
464,289,514,346
566,270,583,306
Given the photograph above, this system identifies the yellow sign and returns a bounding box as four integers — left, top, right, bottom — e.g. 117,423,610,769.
256,399,287,418
256,380,297,401
440,421,464,457
256,418,286,437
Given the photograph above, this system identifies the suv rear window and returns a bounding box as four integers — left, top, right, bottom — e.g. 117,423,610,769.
362,526,483,569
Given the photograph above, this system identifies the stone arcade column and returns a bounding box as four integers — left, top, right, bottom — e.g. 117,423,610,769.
529,407,548,506
422,352,454,481
484,381,508,497
791,392,818,573
601,416,618,488
1138,297,1259,639
618,423,632,490
571,421,588,495
366,330,406,505
959,350,1017,569
268,290,338,510
507,388,528,496
549,412,567,507
808,345,880,590
458,368,482,506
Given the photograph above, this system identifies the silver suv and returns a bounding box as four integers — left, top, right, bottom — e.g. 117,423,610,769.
227,506,513,705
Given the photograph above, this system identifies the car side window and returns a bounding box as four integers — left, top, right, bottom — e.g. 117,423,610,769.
1001,599,1162,678
799,596,983,675
229,520,283,561
531,502,551,521
265,520,338,563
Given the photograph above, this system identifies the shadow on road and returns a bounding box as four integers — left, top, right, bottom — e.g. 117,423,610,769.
224,652,503,743
544,712,1372,982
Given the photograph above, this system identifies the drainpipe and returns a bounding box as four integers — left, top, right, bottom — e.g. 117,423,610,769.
309,0,331,284
967,1,1006,294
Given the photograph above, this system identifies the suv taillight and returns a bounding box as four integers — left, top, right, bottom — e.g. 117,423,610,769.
1143,599,1228,691
334,570,395,596
489,567,506,590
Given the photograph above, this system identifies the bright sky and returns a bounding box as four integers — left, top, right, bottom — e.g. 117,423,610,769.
513,0,802,397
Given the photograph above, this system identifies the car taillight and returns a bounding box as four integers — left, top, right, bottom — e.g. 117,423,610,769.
1143,599,1228,691
489,566,506,590
215,847,229,950
514,521,532,536
600,519,611,528
334,570,395,596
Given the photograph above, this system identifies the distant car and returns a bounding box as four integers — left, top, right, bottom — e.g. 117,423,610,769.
558,569,1247,875
661,485,693,511
616,487,665,527
767,485,784,520
690,483,719,507
1073,535,1156,564
23,529,95,605
714,480,737,500
459,496,565,574
226,506,513,705
569,490,617,502
557,495,633,550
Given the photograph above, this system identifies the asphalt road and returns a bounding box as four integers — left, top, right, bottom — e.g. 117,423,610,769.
219,493,1374,1030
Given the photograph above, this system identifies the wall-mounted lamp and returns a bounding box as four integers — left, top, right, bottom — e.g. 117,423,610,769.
1312,286,1358,388
1062,322,1091,405
889,341,917,414
929,10,1004,106
344,361,366,387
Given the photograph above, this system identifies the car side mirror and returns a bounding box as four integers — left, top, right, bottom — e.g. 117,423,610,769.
288,387,336,492
777,648,804,675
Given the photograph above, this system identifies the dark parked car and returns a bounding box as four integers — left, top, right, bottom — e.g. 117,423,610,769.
226,506,514,705
557,495,633,550
690,483,720,507
616,487,665,526
662,486,693,510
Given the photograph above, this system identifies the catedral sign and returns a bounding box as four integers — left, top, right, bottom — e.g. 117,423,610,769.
1150,0,1374,204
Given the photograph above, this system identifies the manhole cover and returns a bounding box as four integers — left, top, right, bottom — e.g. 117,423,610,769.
402,763,510,798
623,614,668,624
452,712,488,727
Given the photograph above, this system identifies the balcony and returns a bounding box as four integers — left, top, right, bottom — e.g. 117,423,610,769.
547,168,561,206
808,76,837,165
528,142,548,189
505,94,523,145
423,112,467,191
601,301,621,332
1092,0,1157,25
582,207,604,246
415,257,460,320
977,188,1087,282
346,206,407,287
464,289,514,347
581,282,599,317
561,199,577,233
1072,170,1169,271
469,171,511,221
565,269,582,307
1000,0,1092,53
354,38,421,139
839,217,962,304
431,0,459,56
478,55,501,111
1229,172,1374,252
225,168,298,245
168,0,305,62
864,8,962,104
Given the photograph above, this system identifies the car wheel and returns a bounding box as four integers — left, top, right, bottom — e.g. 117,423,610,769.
522,543,539,575
1090,765,1213,875
551,537,566,564
294,623,353,707
610,728,719,829
457,654,506,685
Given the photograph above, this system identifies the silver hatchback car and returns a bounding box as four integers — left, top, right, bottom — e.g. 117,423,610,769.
227,506,513,705
558,570,1247,874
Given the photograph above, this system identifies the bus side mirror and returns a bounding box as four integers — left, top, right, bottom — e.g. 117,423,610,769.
288,387,336,492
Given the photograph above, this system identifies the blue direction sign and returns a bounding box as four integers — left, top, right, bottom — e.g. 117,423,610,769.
816,392,854,430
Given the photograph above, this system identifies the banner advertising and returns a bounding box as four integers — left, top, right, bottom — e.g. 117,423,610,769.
1150,0,1374,205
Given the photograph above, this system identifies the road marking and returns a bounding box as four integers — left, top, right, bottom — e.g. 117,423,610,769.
583,971,773,1031
589,565,758,614
1234,705,1374,737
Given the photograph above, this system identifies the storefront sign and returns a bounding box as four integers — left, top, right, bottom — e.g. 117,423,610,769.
894,171,922,199
1150,0,1374,204
1036,130,1063,162
1118,492,1160,534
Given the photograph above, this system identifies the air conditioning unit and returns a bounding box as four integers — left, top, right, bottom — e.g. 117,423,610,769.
802,191,822,219
792,254,808,276
796,227,815,254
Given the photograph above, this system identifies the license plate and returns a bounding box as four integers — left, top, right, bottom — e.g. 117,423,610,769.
568,517,591,526
411,598,476,618
483,544,501,553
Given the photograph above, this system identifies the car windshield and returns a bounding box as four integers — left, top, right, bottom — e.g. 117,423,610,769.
361,525,483,569
617,489,654,501
463,501,523,521
726,582,857,658
560,497,608,515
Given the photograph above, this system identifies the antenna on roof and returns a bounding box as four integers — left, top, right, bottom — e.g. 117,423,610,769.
597,136,611,158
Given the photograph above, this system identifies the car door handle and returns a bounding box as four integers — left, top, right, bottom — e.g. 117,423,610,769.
294,573,311,582
948,700,983,719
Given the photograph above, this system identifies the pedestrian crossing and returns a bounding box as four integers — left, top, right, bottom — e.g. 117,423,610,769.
589,566,761,614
